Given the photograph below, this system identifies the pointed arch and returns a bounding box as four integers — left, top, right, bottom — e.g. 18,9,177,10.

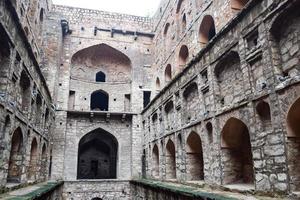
221,117,254,185
199,15,216,46
71,44,132,82
186,132,204,180
77,128,118,179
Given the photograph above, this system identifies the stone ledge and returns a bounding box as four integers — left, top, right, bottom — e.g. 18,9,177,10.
0,181,63,200
130,179,237,200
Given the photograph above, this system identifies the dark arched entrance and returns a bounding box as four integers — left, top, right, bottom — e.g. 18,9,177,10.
77,129,118,179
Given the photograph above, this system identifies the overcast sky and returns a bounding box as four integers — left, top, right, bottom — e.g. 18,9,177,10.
52,0,161,17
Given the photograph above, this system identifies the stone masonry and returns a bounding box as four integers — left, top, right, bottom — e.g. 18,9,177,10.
0,0,300,199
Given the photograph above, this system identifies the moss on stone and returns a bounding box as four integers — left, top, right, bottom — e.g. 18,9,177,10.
3,181,63,200
131,179,238,200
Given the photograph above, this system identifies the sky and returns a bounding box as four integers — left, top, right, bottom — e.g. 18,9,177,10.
52,0,161,17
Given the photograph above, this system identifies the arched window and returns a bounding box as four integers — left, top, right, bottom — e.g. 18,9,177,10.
90,90,109,111
199,15,216,46
7,128,23,183
165,64,172,83
77,129,118,179
221,118,254,185
96,71,106,82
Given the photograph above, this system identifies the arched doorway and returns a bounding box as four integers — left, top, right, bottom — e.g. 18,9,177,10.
7,128,23,183
90,90,109,111
221,117,254,185
77,129,118,179
186,132,204,181
28,138,38,181
166,140,176,179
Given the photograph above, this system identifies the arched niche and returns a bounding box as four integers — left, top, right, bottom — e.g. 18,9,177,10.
186,132,204,181
90,90,109,111
199,15,216,46
163,23,170,37
286,97,300,191
71,44,132,82
28,137,38,181
156,78,161,91
221,117,254,185
7,128,24,183
165,64,172,83
164,100,174,131
178,45,189,69
270,3,300,77
182,14,187,33
77,128,118,179
206,122,213,144
214,51,242,106
166,139,176,179
20,70,31,111
287,97,300,137
183,82,199,123
0,25,11,77
176,0,184,14
256,101,271,131
152,144,159,178
231,0,249,10
40,143,47,180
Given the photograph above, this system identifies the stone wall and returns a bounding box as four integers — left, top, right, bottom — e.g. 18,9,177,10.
0,0,54,188
142,0,300,194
